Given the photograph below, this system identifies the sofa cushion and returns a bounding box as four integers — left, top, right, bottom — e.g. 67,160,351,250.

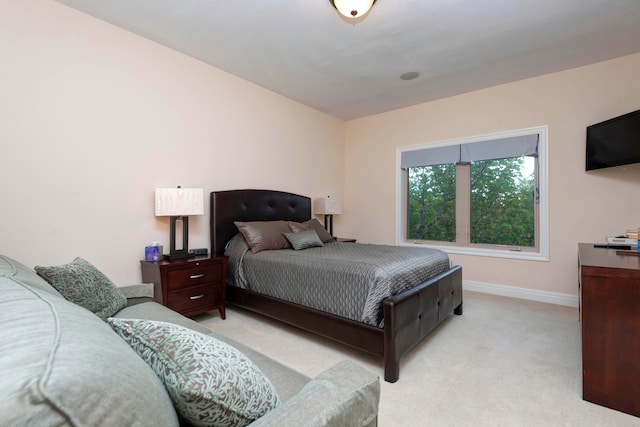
115,300,214,335
108,318,281,427
0,255,178,427
35,257,127,321
0,254,64,298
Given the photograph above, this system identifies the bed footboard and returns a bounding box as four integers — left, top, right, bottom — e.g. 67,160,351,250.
383,265,463,383
226,285,385,356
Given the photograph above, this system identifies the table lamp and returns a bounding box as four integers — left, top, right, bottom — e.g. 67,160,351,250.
313,196,342,236
155,187,204,261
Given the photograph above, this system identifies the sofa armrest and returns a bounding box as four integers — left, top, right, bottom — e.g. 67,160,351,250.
249,360,379,427
119,283,155,306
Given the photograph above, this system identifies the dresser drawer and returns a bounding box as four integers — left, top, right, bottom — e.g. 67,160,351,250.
166,261,223,292
166,283,223,314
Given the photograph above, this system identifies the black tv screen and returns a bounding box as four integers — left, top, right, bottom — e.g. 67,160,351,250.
586,109,640,171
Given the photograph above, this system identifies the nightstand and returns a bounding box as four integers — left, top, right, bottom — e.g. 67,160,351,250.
335,237,356,243
140,256,227,319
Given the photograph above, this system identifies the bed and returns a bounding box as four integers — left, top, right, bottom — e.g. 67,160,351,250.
210,189,463,383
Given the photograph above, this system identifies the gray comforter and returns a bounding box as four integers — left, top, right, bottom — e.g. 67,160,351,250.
225,235,450,328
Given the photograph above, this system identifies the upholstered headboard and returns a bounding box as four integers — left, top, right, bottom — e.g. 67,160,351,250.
210,189,312,256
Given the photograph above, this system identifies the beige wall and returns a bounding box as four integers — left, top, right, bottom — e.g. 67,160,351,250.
343,53,640,297
0,0,344,284
2,0,639,299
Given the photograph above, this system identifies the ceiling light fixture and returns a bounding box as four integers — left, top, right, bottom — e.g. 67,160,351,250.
331,0,377,19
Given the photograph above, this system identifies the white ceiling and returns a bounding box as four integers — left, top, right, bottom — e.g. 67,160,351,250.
55,0,640,120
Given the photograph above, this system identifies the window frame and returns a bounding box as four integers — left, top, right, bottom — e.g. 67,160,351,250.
396,125,549,261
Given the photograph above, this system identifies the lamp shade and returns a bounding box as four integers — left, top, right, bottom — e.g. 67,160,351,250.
332,0,376,18
313,197,343,215
155,188,204,217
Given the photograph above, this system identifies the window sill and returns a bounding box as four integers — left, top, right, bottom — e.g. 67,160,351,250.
398,241,549,262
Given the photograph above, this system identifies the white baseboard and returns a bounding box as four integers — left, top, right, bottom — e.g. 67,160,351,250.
464,280,578,308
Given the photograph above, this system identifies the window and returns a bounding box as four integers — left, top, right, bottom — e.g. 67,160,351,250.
397,126,548,261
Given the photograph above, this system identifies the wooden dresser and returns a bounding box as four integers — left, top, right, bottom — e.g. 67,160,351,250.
140,256,227,319
578,243,640,417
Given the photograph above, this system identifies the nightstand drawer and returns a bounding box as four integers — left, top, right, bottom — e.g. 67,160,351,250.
166,262,222,292
141,256,227,319
166,283,223,314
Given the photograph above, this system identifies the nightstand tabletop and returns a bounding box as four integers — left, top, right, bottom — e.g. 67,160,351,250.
334,237,356,243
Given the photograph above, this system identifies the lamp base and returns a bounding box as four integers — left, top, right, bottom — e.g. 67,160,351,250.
162,251,195,261
324,214,334,236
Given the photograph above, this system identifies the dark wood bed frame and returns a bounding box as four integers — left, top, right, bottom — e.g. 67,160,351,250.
210,189,463,383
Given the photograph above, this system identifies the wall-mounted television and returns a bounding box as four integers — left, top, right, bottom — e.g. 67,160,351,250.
586,109,640,171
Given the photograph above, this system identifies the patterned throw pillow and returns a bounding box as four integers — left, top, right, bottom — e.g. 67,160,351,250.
284,230,324,250
107,318,281,427
35,257,127,321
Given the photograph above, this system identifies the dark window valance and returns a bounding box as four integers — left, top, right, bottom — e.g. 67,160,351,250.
401,134,539,169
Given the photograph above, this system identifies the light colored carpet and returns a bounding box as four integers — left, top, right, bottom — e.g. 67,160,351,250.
195,291,640,426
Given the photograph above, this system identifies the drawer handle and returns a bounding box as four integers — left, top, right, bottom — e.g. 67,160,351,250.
189,274,205,280
190,294,205,300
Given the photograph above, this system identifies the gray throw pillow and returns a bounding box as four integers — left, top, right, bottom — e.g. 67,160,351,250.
234,220,292,253
284,230,324,250
288,219,334,243
107,318,281,427
35,257,127,321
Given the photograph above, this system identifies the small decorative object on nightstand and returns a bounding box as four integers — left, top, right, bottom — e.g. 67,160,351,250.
335,237,356,243
140,256,227,319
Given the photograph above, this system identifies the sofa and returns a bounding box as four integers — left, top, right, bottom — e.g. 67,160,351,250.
0,255,380,426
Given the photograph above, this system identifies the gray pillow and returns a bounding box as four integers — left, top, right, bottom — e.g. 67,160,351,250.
235,220,292,253
108,318,281,427
35,257,127,321
288,219,334,243
284,230,324,250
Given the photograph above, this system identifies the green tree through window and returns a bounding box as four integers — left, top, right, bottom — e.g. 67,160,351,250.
408,164,456,241
470,158,535,247
407,156,536,248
